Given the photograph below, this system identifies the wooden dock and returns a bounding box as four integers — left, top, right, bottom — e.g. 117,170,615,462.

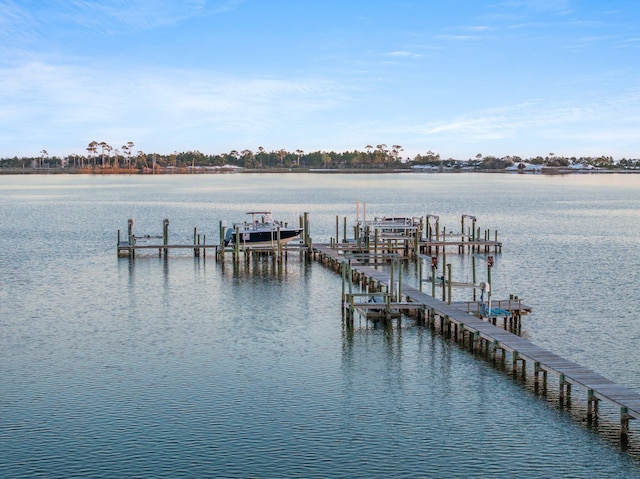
116,213,640,441
116,217,309,259
312,243,640,439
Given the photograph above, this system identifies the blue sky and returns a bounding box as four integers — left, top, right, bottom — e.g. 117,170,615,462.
1,0,639,160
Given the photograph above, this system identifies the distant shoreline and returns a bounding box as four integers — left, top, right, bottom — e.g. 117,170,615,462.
0,166,636,175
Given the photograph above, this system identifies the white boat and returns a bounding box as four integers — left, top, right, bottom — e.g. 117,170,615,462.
224,211,303,247
359,216,421,237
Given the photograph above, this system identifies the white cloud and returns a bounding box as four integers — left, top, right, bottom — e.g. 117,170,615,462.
0,59,347,154
384,51,423,58
436,34,484,42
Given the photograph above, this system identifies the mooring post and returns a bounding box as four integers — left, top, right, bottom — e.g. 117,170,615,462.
234,225,240,262
447,263,452,304
193,227,198,257
621,407,630,439
341,261,346,306
431,264,438,298
460,215,465,254
431,259,437,298
128,218,134,242
390,260,395,302
298,214,304,245
559,374,570,404
441,249,447,301
398,261,403,302
128,218,135,258
277,226,282,258
472,331,479,352
343,216,347,243
471,217,476,253
304,212,310,247
374,229,379,256
442,247,447,276
219,220,226,261
472,256,477,301
587,389,597,421
163,218,169,258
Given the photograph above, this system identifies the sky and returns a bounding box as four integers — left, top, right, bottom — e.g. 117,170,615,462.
1,0,639,160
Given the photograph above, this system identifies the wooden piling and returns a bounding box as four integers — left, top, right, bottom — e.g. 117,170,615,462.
162,219,169,257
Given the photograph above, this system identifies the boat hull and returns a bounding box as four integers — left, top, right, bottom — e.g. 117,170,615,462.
225,228,303,247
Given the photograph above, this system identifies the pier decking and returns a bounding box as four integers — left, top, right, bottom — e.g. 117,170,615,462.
312,243,640,438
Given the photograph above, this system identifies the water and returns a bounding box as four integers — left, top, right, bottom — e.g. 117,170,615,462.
2,172,640,477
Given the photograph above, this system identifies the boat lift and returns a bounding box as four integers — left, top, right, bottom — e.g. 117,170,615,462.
479,281,511,320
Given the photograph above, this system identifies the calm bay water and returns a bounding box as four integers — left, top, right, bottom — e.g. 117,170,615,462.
2,172,640,478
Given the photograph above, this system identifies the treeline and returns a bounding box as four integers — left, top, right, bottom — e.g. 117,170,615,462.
1,143,639,171
413,151,636,170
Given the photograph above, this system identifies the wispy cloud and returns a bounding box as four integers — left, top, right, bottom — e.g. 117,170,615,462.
384,50,423,58
464,25,494,32
68,0,209,30
436,34,485,42
0,59,346,152
0,0,241,40
404,93,640,145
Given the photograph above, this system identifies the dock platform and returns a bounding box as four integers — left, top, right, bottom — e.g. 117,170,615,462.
312,243,640,438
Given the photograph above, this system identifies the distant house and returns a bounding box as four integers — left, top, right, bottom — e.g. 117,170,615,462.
410,164,439,171
569,163,595,170
505,162,543,172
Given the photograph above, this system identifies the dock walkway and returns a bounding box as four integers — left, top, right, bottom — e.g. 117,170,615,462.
312,243,640,437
